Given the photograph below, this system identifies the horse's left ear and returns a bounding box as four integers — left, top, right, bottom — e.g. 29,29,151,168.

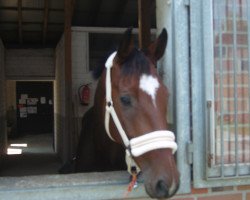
116,28,134,64
146,28,168,64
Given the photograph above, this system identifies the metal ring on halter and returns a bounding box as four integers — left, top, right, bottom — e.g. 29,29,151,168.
107,101,113,107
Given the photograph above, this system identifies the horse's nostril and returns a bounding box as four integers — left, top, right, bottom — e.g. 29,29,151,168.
155,180,169,198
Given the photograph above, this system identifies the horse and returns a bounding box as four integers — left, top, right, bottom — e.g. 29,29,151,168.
75,28,180,199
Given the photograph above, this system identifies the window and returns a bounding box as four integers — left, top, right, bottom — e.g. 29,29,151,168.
192,0,250,187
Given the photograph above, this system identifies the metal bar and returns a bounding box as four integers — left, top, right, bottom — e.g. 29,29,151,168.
64,0,73,161
171,0,191,193
42,0,49,44
232,0,239,176
0,6,63,12
217,0,225,178
247,0,250,167
71,27,157,34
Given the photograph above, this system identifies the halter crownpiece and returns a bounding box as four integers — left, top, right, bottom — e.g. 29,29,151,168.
104,51,178,174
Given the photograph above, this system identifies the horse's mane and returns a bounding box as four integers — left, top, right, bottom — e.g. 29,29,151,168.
92,48,150,80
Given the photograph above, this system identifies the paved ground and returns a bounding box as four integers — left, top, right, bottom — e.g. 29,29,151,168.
0,133,62,177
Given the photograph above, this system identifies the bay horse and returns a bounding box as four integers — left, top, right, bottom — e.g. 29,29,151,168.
75,28,179,199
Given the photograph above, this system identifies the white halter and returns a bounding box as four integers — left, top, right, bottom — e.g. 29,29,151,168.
104,51,178,174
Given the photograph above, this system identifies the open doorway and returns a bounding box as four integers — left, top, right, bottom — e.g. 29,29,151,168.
16,81,53,136
1,81,61,177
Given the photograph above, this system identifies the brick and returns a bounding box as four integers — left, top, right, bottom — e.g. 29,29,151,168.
171,197,194,200
198,193,242,200
227,20,248,32
222,87,249,98
238,185,250,190
237,34,248,45
191,188,208,194
215,33,248,46
247,192,250,200
237,113,250,123
216,113,250,124
214,73,249,85
223,99,249,112
214,46,227,58
211,186,234,192
227,47,249,59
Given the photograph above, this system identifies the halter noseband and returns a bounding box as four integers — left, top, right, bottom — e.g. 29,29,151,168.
104,51,178,174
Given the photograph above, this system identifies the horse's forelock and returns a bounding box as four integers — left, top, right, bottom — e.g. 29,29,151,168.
92,48,150,80
120,48,150,76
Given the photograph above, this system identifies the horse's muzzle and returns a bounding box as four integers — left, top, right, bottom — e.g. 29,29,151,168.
146,178,179,199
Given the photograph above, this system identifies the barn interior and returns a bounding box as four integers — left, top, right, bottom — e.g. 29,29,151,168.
0,0,157,176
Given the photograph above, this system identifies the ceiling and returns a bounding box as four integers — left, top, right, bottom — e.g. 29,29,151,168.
0,0,156,48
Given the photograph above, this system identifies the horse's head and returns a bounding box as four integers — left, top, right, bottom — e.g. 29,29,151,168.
104,28,179,199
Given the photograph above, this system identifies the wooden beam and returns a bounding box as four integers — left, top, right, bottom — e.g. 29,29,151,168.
64,0,73,160
138,0,154,49
17,0,23,44
42,0,49,44
0,6,63,12
64,0,73,82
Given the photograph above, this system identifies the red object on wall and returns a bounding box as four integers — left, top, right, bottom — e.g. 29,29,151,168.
78,84,90,106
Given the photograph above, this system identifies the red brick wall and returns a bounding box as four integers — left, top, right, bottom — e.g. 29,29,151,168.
213,0,250,164
170,186,250,200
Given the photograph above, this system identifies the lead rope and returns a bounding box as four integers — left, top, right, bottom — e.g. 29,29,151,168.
123,171,138,198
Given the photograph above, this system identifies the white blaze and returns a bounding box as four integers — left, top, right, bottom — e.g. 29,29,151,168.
139,74,160,106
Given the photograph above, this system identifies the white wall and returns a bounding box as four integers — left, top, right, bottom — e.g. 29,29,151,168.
54,29,99,162
0,38,7,158
71,30,97,151
5,48,55,80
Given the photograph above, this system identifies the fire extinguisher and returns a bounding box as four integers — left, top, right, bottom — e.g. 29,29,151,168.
78,83,91,106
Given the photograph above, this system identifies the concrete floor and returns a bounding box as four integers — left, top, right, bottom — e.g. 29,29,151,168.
0,133,62,177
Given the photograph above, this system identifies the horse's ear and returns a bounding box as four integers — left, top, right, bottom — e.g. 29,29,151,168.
146,28,168,64
116,28,134,64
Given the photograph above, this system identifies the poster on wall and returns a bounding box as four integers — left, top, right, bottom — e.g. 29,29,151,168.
18,99,26,104
21,94,28,100
19,106,27,118
19,107,27,113
27,106,37,114
19,94,28,104
20,112,27,118
40,97,46,104
27,98,38,105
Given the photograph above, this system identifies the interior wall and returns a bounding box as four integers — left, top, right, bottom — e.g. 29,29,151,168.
0,38,7,161
54,29,101,162
5,81,16,110
5,48,55,80
71,30,97,155
5,81,17,138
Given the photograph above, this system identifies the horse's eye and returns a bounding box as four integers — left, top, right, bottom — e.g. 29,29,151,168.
120,95,132,107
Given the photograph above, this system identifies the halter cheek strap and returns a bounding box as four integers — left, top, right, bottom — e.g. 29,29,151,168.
104,51,178,175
